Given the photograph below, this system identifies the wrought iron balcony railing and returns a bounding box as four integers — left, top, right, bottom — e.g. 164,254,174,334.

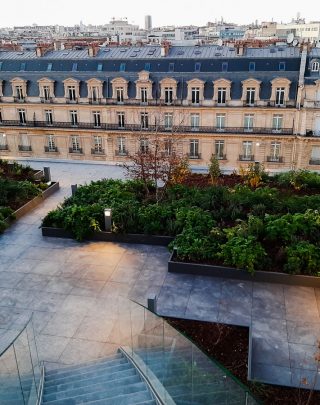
187,153,202,159
91,148,105,155
239,154,254,161
0,120,294,136
309,159,320,165
115,150,129,156
69,147,83,154
44,146,58,152
18,145,32,152
266,156,284,163
0,144,8,150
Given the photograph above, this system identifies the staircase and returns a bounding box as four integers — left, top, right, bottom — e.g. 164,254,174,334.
42,351,157,404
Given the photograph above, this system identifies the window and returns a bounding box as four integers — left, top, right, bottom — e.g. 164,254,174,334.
246,88,255,106
0,133,7,150
164,139,173,155
72,63,78,72
0,109,2,123
45,110,53,125
191,88,200,105
97,63,103,72
189,139,199,158
269,142,281,162
244,114,254,131
190,114,200,131
68,86,77,101
169,63,174,72
140,138,149,153
144,63,151,71
215,140,225,160
310,146,320,164
18,109,26,124
70,110,78,126
20,134,30,151
16,86,24,101
217,88,227,105
91,86,99,102
275,87,285,106
272,114,283,132
222,62,228,72
216,114,226,130
242,141,253,160
120,63,126,72
93,136,103,153
93,111,101,127
47,135,56,152
195,62,201,72
141,113,149,129
43,86,51,101
117,136,126,155
71,135,81,152
140,87,148,104
279,62,286,71
117,112,125,128
164,113,173,130
47,63,52,72
20,62,26,71
116,87,124,103
312,61,320,72
164,88,173,105
249,62,255,72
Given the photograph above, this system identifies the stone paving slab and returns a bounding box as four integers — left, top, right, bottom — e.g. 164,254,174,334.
0,160,320,391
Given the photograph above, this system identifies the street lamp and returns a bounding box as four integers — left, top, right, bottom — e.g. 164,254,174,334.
104,208,112,232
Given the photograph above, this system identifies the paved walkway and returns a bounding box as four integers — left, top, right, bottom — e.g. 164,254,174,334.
0,160,319,390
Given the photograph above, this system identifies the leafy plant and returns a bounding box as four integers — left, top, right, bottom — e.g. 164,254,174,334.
208,154,221,185
284,241,320,276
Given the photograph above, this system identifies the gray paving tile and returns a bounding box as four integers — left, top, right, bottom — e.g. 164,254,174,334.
251,337,290,367
251,317,288,341
289,343,319,371
251,363,292,386
287,321,320,345
291,368,320,390
44,312,86,338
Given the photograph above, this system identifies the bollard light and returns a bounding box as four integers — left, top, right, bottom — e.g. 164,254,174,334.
104,208,112,232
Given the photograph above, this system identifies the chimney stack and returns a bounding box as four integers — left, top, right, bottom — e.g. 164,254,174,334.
88,44,100,57
160,42,170,57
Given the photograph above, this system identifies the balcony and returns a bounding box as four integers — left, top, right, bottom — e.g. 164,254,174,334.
0,144,8,151
216,154,227,160
18,145,32,152
14,96,25,103
66,98,78,104
309,159,320,165
239,154,254,161
0,120,294,136
44,146,58,153
91,148,105,155
115,150,128,157
69,147,83,154
40,97,54,103
187,153,202,159
266,156,284,163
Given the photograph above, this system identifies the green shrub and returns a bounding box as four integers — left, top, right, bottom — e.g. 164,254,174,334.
275,170,320,190
284,241,320,276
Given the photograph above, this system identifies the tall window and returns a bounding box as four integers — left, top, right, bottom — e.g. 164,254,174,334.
117,136,126,155
140,87,148,104
70,111,78,126
217,88,227,105
116,87,124,103
91,86,99,102
190,114,200,131
18,109,26,124
215,140,225,160
45,110,53,125
269,142,281,162
47,135,56,152
141,113,149,129
93,111,101,127
244,114,254,131
311,61,319,72
71,135,81,152
0,109,3,123
16,86,24,100
117,112,125,128
20,134,31,151
0,133,7,150
164,139,173,156
68,86,76,101
164,113,173,130
191,88,200,105
310,146,320,164
241,141,253,160
275,87,285,106
272,114,283,132
216,114,225,131
164,88,173,105
140,138,149,153
189,139,199,158
246,88,255,106
93,136,103,153
43,86,51,101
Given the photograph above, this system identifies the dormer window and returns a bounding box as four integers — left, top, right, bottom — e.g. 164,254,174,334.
275,87,285,106
140,87,148,104
63,78,80,103
217,88,227,105
164,88,173,105
16,86,24,101
11,78,27,102
191,88,200,105
43,86,50,101
116,88,124,103
86,78,103,104
68,86,77,101
312,61,320,72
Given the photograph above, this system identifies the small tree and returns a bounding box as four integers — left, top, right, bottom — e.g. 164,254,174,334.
208,154,221,185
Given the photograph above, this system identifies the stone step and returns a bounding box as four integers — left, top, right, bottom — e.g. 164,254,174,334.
45,362,132,387
42,384,152,404
44,368,137,395
43,374,142,402
78,393,157,405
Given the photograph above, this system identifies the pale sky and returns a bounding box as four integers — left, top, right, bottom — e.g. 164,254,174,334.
1,0,319,28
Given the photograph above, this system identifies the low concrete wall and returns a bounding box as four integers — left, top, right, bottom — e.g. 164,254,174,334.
42,226,173,246
168,251,320,288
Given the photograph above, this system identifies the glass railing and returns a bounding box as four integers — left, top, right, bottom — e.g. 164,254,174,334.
113,296,259,405
0,315,44,405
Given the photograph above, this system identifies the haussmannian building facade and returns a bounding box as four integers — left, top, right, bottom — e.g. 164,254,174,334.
0,44,320,172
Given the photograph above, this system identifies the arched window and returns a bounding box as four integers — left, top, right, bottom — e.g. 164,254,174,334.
311,61,320,72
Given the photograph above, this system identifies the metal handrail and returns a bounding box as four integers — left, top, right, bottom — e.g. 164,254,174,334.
0,315,33,357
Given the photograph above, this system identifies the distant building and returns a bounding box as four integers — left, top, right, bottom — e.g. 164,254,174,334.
145,15,152,31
